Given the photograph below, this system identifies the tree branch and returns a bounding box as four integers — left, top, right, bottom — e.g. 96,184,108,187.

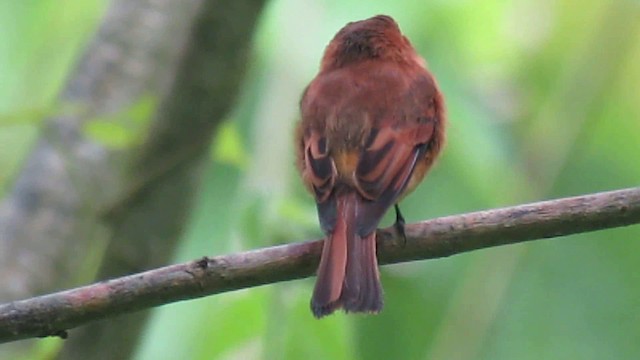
1,187,639,343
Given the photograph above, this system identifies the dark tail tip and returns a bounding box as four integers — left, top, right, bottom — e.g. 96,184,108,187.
342,276,384,314
312,261,384,317
311,291,383,318
311,299,341,319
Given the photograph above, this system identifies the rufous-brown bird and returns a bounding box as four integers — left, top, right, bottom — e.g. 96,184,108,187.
295,15,446,318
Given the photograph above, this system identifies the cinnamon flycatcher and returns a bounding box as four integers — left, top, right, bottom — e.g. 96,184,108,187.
295,15,446,318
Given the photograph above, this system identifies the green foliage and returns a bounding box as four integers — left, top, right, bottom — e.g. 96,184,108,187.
3,0,640,359
212,121,251,168
83,95,157,148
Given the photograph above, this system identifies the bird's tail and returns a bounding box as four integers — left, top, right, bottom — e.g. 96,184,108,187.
311,193,383,318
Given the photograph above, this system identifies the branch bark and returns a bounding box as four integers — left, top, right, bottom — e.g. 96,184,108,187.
1,186,639,344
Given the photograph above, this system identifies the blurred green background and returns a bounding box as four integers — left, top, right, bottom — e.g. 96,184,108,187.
2,0,640,359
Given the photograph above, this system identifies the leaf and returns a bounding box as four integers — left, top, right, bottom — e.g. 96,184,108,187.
211,121,249,168
84,121,136,149
83,95,158,148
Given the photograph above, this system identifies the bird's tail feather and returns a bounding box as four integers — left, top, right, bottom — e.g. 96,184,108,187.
311,193,383,318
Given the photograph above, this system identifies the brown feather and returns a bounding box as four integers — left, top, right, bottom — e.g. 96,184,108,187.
295,15,446,317
311,194,349,317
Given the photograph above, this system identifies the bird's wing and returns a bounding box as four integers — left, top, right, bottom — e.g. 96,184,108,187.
302,130,336,204
353,116,436,236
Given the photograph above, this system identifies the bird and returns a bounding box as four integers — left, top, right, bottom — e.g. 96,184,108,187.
295,15,446,318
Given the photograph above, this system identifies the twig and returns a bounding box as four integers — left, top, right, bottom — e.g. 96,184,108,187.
1,187,639,343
